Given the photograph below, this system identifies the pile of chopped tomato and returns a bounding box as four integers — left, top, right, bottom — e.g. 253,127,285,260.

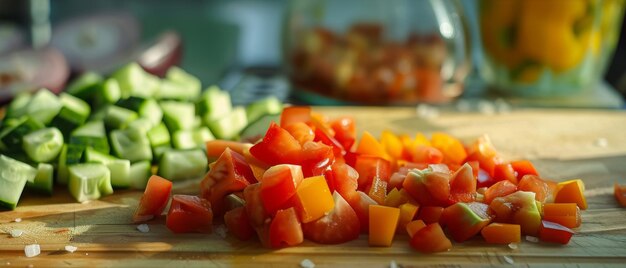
134,106,588,252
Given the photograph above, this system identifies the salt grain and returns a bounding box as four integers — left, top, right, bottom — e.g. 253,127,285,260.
136,224,150,233
300,258,315,268
10,229,24,238
24,244,40,258
502,255,514,264
14,218,22,223
525,236,539,243
507,243,518,250
64,245,78,253
594,138,608,148
389,260,399,268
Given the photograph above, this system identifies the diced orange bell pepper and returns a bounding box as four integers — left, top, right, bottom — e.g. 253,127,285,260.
405,219,426,238
481,223,521,244
554,179,587,210
295,176,335,223
431,132,467,165
542,203,581,228
511,160,539,179
368,205,400,247
367,176,388,205
397,202,419,233
356,131,390,160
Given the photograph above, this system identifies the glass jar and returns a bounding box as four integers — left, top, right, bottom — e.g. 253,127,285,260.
282,0,471,105
479,0,625,97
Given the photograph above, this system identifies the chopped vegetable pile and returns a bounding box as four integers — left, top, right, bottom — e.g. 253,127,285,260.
0,62,281,208
135,105,589,252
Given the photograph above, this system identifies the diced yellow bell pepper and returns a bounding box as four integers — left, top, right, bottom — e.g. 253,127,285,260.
554,179,587,210
431,132,467,165
397,202,420,233
369,205,400,247
295,176,335,223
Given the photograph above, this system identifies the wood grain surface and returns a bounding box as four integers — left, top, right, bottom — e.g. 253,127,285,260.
1,107,626,267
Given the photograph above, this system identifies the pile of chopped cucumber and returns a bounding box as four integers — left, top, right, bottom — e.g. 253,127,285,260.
0,63,282,209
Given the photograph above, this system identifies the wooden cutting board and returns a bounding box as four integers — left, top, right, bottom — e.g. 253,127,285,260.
2,107,626,267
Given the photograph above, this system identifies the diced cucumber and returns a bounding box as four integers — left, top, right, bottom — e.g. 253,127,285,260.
26,89,62,124
22,127,64,163
84,147,131,188
146,123,171,148
68,163,113,203
152,145,172,161
57,143,86,185
172,127,215,150
245,96,282,123
0,116,44,149
50,93,91,139
138,99,163,126
160,101,195,132
166,66,201,98
27,163,54,195
99,78,121,105
70,121,109,154
128,118,154,133
240,113,280,143
4,92,31,119
104,105,138,129
198,86,232,122
0,155,38,209
109,128,153,162
111,63,159,99
207,106,247,140
157,80,200,101
157,149,207,181
66,72,103,100
129,160,152,190
88,105,109,122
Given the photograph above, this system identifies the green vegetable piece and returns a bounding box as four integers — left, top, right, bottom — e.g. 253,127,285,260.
129,160,152,190
0,116,44,149
157,149,207,181
83,147,131,188
26,89,62,124
57,143,86,185
4,92,31,119
207,106,247,140
240,114,280,143
156,67,201,101
160,101,195,133
65,72,104,100
70,121,109,154
146,123,171,148
246,96,282,123
109,128,153,162
104,105,138,129
111,62,159,99
68,163,113,203
50,93,91,139
198,86,232,122
27,163,54,195
172,127,215,150
22,127,64,163
0,154,38,209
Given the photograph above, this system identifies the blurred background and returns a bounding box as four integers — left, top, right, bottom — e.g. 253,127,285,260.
1,0,625,107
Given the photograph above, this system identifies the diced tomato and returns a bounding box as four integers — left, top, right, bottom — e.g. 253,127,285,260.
269,207,303,248
614,183,626,207
224,206,255,241
133,175,173,223
466,135,501,177
449,163,477,203
242,144,269,182
481,223,521,244
510,160,539,179
260,165,304,214
284,122,315,145
294,175,335,223
517,175,552,203
554,179,587,210
346,191,378,233
369,205,400,247
538,220,575,244
431,132,467,165
200,148,254,217
324,162,358,201
330,116,356,151
312,118,346,157
250,122,302,165
402,169,451,207
409,223,452,253
356,131,390,160
300,141,334,177
441,202,492,242
542,203,581,228
302,192,360,244
243,183,269,227
166,195,213,233
417,206,444,224
280,106,311,128
484,180,517,205
489,191,541,235
354,155,391,190
493,163,518,184
205,140,249,162
405,219,427,238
